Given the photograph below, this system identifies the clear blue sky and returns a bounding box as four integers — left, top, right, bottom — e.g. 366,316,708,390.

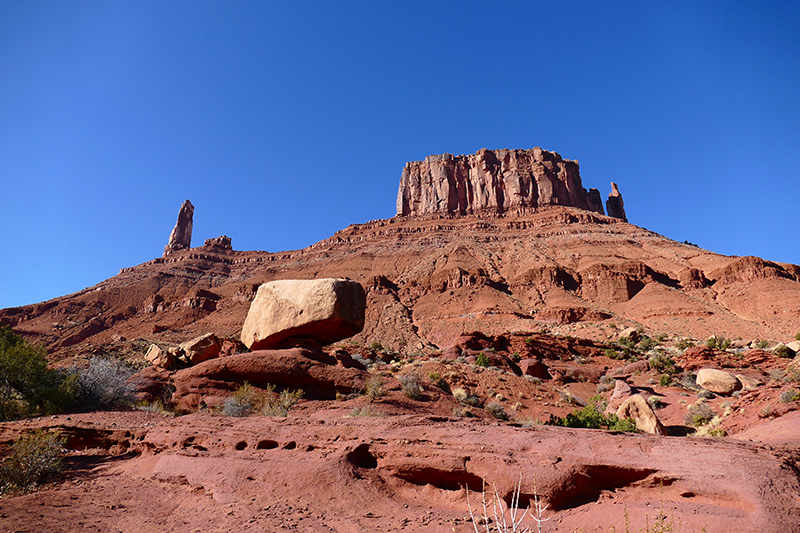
1,1,798,309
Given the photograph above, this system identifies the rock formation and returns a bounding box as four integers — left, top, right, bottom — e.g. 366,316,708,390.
241,278,366,350
163,200,194,256
396,148,607,217
605,181,627,221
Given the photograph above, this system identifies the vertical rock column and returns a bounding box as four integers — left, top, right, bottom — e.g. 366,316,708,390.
605,182,627,221
164,199,194,256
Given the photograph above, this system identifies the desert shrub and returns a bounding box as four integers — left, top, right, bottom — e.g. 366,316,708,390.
71,357,136,410
679,372,698,390
759,404,774,418
757,339,770,349
0,324,72,420
706,336,732,351
774,345,794,359
524,375,542,385
647,396,664,410
675,338,695,350
349,406,382,417
795,332,800,341
368,341,384,352
427,372,449,392
685,403,715,427
399,373,424,400
262,388,304,417
452,387,482,407
618,336,637,350
363,375,385,402
780,389,800,403
655,333,668,342
649,352,679,375
596,382,613,393
603,348,622,360
484,401,508,420
524,337,536,348
136,399,176,416
547,399,637,432
221,381,260,417
0,430,65,495
697,389,715,400
475,353,490,367
638,336,658,351
707,428,727,437
659,374,672,387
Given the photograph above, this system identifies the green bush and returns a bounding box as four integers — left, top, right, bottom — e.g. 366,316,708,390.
780,389,800,403
706,336,732,351
685,403,715,427
659,374,672,387
546,399,637,432
649,352,679,375
675,338,695,350
221,381,260,417
368,341,384,352
774,345,794,359
638,336,658,351
363,375,385,402
475,353,490,367
0,430,65,495
757,340,770,349
795,332,800,341
0,323,73,420
261,388,303,417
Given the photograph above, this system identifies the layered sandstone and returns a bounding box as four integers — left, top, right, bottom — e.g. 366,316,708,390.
396,147,608,217
163,199,194,256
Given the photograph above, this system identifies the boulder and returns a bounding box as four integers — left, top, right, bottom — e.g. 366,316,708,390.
618,327,640,343
518,358,549,380
616,394,667,435
735,374,762,391
241,278,366,350
606,379,633,414
145,344,176,370
696,368,741,395
786,341,800,354
178,333,221,365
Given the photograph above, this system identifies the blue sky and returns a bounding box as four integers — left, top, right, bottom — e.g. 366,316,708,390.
1,1,798,309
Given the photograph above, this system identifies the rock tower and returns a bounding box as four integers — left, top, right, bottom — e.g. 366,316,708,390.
164,199,194,256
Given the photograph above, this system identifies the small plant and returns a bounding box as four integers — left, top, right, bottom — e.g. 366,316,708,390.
524,337,536,348
706,336,732,351
485,401,509,420
756,339,770,349
604,348,622,360
774,345,794,359
399,373,424,400
72,357,136,410
349,406,382,417
655,333,668,342
368,341,384,352
795,332,800,341
759,404,774,418
547,398,637,432
136,399,177,416
262,388,304,417
649,352,679,375
221,381,260,417
618,336,637,350
475,353,490,367
679,372,698,390
697,389,715,400
659,374,672,387
675,338,695,350
685,403,715,427
0,430,65,495
780,389,800,403
426,372,449,392
638,336,658,351
363,375,385,402
466,474,546,533
647,395,664,410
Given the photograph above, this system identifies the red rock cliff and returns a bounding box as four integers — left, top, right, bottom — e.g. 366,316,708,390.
396,147,606,217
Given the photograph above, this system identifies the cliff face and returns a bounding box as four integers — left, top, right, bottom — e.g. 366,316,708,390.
396,147,605,217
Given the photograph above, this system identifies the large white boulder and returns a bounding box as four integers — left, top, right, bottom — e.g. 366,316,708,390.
241,278,366,350
696,368,741,395
616,394,668,435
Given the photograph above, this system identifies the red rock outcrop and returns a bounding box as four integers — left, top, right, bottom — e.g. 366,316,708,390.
605,181,627,221
396,148,606,217
163,199,194,256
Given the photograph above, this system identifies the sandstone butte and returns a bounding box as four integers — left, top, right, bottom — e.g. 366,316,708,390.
1,147,800,532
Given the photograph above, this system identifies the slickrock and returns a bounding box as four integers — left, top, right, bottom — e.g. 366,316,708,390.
396,148,606,217
163,199,194,255
241,278,366,350
178,332,221,365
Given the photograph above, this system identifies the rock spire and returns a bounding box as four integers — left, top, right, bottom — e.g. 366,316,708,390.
605,182,627,222
164,200,194,256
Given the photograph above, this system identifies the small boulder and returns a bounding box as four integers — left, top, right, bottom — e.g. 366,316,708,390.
519,358,549,380
178,333,221,365
241,278,366,350
735,374,762,391
619,327,640,343
606,379,633,414
617,394,668,435
145,344,176,370
696,368,741,395
786,341,800,354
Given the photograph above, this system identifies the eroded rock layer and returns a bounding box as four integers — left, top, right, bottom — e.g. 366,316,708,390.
396,148,606,217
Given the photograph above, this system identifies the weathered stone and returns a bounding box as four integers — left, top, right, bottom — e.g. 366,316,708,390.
396,148,607,217
619,327,640,343
606,379,634,414
241,278,366,350
617,394,668,435
178,333,221,365
518,358,550,380
145,344,176,370
696,368,742,395
735,374,763,391
605,182,627,221
164,199,194,256
786,341,800,354
203,235,232,250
